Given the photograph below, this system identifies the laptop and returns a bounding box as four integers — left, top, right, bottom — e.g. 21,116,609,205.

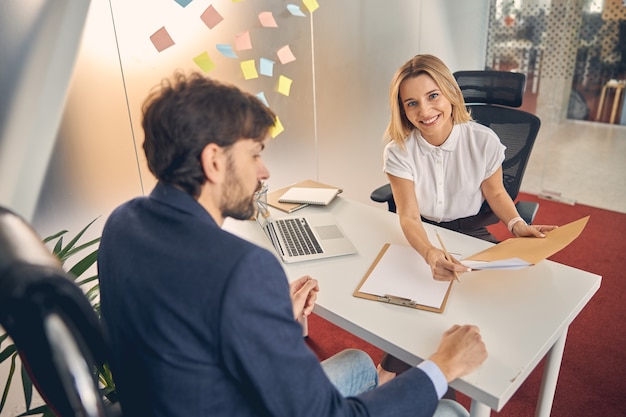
255,209,357,263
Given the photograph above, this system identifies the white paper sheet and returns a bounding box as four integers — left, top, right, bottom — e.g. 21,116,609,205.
359,244,451,309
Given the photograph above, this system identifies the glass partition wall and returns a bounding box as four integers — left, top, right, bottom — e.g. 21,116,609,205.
486,0,625,210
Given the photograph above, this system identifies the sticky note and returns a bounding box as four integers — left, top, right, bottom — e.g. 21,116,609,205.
303,0,319,13
193,52,216,73
256,92,269,107
271,116,284,138
259,11,278,27
150,27,175,52
216,44,238,58
175,0,193,7
259,58,275,76
287,4,306,17
201,5,224,29
235,31,252,51
277,75,292,96
241,60,259,80
277,45,296,64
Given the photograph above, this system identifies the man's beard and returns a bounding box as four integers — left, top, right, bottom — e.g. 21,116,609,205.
220,165,258,221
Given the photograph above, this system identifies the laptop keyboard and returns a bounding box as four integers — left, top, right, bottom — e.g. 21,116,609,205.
275,218,324,257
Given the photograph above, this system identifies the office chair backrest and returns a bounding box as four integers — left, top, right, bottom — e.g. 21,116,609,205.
0,207,117,417
453,70,525,108
453,70,540,204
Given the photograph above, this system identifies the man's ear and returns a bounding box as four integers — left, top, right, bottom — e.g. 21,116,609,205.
200,143,225,184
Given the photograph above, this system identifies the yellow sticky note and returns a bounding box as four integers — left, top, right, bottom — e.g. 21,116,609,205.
276,75,292,96
241,60,259,80
271,116,284,138
193,52,216,73
303,0,319,13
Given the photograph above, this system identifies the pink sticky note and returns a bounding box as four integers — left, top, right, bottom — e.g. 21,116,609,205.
259,11,278,28
201,5,224,29
235,31,252,51
276,45,296,64
150,27,175,52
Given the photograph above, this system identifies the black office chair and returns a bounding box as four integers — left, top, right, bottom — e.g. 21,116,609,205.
0,207,121,417
371,70,540,226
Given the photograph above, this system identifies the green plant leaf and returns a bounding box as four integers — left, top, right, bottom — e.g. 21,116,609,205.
63,237,101,261
1,352,17,412
16,404,52,416
55,217,99,261
0,332,10,347
85,285,100,304
21,364,33,410
51,235,65,258
42,230,67,245
68,249,99,279
76,274,98,287
0,344,17,363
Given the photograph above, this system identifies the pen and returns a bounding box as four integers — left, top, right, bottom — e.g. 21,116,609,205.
435,230,460,283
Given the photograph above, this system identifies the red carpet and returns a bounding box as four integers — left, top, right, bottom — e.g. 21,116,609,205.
305,193,626,416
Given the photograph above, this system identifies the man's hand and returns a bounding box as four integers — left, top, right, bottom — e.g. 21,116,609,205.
289,275,319,320
428,324,488,382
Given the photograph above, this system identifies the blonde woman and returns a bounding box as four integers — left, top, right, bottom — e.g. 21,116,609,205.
378,54,556,383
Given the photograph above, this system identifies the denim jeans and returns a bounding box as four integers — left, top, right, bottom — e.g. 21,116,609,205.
321,349,378,396
321,349,469,417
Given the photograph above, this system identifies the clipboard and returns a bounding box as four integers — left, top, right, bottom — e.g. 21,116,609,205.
353,243,454,313
268,179,343,213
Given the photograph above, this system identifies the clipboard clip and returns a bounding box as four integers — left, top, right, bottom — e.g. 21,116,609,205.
378,294,417,307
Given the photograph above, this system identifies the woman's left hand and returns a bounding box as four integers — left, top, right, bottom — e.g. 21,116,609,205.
513,222,558,238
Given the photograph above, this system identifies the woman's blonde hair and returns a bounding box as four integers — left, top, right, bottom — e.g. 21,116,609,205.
384,54,471,148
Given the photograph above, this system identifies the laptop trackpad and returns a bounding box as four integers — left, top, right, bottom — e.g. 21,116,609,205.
315,225,344,240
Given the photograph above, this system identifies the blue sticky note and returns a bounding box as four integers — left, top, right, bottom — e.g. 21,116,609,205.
259,58,275,76
216,44,238,58
287,4,306,17
175,0,193,7
256,92,269,107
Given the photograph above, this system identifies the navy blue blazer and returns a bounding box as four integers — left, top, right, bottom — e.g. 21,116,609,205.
98,182,439,416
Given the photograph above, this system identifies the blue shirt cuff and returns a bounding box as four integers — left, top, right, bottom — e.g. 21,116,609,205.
417,360,448,399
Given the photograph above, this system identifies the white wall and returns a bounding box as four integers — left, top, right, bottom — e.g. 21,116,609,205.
28,0,489,237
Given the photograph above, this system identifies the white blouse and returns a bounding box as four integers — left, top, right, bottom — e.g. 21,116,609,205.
383,122,505,222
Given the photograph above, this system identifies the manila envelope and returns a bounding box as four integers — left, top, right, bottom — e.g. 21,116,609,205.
465,215,589,266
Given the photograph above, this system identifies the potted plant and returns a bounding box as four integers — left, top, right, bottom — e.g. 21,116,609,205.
0,219,116,416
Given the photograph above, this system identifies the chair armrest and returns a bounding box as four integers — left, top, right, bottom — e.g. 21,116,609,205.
515,200,539,225
370,184,396,213
370,184,392,203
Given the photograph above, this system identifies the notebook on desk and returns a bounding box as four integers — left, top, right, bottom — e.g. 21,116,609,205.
268,180,343,213
255,210,357,263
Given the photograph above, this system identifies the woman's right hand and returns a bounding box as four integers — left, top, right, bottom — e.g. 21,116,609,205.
425,248,470,281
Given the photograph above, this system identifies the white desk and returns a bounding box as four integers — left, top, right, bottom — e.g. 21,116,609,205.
224,197,601,417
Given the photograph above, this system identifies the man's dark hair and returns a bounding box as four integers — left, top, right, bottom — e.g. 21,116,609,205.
142,71,276,197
